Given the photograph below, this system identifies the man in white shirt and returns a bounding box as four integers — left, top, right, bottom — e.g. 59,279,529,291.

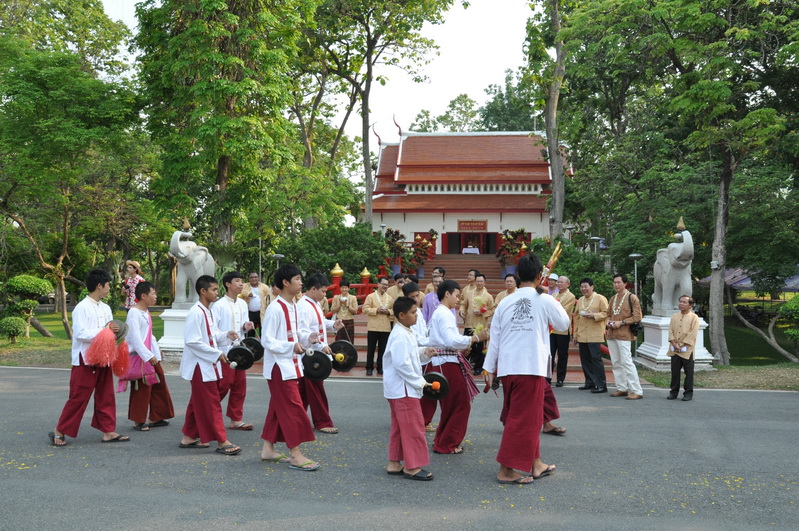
260,264,319,471
125,281,174,431
240,271,270,335
212,271,255,431
484,254,570,484
179,275,242,455
427,280,488,455
50,269,128,447
298,273,343,434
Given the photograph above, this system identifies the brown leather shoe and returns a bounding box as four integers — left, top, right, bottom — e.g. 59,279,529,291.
610,390,628,397
626,393,643,400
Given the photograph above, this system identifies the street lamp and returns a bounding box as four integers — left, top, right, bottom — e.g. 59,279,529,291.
272,253,285,269
629,253,643,299
590,236,601,254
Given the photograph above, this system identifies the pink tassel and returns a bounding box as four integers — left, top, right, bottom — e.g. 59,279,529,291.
112,341,131,377
84,329,118,367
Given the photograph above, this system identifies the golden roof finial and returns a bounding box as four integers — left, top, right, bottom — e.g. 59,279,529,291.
182,216,191,230
676,216,686,231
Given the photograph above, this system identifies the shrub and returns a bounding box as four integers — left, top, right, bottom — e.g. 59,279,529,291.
5,275,53,299
0,317,26,344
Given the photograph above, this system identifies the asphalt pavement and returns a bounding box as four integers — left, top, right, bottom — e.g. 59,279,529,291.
1,366,796,530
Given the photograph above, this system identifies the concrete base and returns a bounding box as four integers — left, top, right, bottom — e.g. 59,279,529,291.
635,314,715,372
157,308,189,360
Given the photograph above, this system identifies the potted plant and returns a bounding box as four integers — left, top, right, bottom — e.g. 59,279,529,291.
409,236,430,278
495,228,528,275
384,228,408,275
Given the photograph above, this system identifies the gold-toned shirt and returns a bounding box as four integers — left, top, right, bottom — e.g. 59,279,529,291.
362,291,394,332
552,289,576,335
668,311,700,359
573,293,609,343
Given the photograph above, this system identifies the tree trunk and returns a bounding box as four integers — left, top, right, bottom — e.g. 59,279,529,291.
57,276,72,339
216,154,233,244
361,58,374,225
30,317,54,338
728,286,798,363
708,152,733,365
544,0,567,245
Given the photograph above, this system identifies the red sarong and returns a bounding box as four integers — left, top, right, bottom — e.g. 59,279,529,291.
56,357,116,438
388,397,428,470
432,361,472,454
298,377,334,430
261,364,315,448
496,374,545,473
128,362,175,424
181,365,227,444
218,362,247,422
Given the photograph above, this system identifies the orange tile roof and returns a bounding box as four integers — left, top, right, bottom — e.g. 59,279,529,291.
398,134,549,165
372,194,547,213
376,144,399,177
374,175,403,194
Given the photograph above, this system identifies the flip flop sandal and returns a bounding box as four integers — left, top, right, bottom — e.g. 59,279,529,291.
261,454,291,463
148,420,169,428
101,434,130,443
48,432,68,447
497,476,533,485
133,423,150,431
317,427,339,434
532,464,556,480
543,426,566,436
215,444,241,456
179,441,210,449
386,469,405,476
404,469,433,481
288,461,320,471
228,422,254,431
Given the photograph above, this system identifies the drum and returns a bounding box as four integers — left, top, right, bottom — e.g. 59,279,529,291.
241,337,264,362
422,371,449,400
302,350,332,381
329,340,357,372
227,345,255,371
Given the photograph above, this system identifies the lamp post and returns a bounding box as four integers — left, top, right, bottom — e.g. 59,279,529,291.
629,253,643,298
589,236,601,254
272,253,284,270
629,252,644,353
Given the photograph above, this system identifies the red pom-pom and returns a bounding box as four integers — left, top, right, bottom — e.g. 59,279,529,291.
84,328,118,367
112,341,130,377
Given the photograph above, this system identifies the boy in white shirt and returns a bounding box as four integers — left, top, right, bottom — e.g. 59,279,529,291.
179,275,241,455
125,281,174,431
383,296,435,480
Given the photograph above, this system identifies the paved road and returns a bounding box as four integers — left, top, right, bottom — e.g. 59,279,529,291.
1,366,796,530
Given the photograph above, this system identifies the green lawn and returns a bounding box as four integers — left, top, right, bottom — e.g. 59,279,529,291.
0,308,165,368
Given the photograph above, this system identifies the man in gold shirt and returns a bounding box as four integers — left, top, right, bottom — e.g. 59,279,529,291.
572,277,609,393
386,274,406,300
330,279,358,343
494,273,519,307
668,295,700,401
361,277,394,376
606,274,644,400
457,269,479,322
551,275,576,387
461,273,494,375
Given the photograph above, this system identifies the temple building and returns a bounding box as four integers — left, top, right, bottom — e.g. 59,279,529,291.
371,131,567,255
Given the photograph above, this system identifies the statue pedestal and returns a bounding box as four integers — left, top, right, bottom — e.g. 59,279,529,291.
635,314,715,372
157,307,191,360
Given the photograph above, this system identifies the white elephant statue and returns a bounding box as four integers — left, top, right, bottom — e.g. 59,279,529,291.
652,230,693,314
169,230,215,306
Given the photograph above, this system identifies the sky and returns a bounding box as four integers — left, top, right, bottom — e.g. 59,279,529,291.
101,0,533,145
